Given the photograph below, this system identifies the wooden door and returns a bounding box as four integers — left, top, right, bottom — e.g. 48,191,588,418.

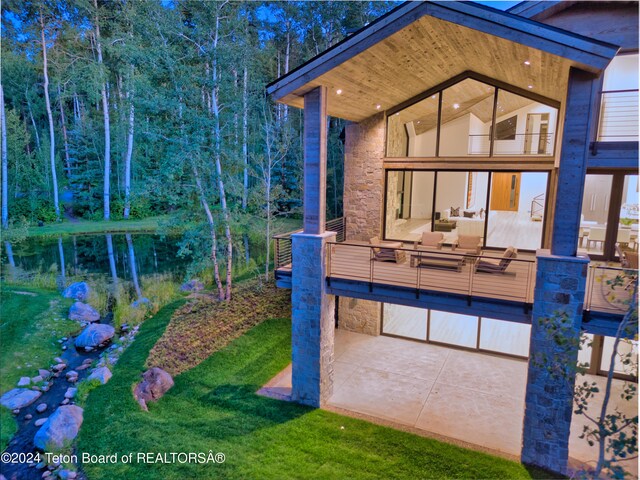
490,173,521,211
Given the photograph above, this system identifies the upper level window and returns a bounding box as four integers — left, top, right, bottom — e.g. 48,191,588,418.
597,54,639,142
386,75,559,158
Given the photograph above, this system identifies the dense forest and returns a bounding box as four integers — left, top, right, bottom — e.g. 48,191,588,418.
1,0,395,295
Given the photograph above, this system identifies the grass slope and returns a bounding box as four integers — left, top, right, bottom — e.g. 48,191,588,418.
0,286,77,450
78,303,544,480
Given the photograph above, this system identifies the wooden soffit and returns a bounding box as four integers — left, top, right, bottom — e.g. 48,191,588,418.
267,1,619,122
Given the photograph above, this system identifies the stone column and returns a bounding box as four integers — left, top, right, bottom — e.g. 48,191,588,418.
339,112,386,334
521,251,589,474
291,232,336,407
290,86,335,407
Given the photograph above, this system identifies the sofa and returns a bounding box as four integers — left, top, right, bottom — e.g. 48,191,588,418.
442,208,485,237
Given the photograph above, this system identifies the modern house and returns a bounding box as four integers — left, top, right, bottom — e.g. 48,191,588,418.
267,1,638,475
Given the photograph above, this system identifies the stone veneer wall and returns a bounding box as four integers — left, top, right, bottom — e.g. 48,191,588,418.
339,112,386,335
521,251,589,474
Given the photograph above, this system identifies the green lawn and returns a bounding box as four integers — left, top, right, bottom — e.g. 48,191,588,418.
0,286,78,450
78,302,547,480
26,216,171,238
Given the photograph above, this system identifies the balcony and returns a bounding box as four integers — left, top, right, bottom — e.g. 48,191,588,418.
597,89,639,142
274,226,636,333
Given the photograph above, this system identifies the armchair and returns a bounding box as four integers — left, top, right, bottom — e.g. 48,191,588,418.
452,235,482,255
369,237,406,263
474,247,518,274
414,231,445,251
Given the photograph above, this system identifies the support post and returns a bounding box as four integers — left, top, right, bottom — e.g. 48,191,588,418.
291,86,335,407
550,67,597,257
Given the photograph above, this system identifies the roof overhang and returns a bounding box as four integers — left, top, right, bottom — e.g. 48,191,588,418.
267,1,619,122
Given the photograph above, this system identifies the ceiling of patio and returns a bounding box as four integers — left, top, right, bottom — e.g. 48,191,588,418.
276,14,581,122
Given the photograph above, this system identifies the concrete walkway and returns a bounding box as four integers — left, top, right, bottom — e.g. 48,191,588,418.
259,329,637,476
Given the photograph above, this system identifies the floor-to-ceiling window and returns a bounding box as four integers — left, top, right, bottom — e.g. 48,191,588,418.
578,173,638,259
384,169,548,251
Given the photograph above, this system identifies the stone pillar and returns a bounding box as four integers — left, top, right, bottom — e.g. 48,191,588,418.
303,86,328,235
291,232,336,407
521,250,589,474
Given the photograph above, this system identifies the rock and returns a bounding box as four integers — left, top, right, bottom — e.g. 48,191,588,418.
54,358,63,364
32,386,42,391
41,386,50,392
64,388,77,399
36,461,47,469
0,388,42,409
75,364,90,371
68,302,100,323
132,297,150,308
32,376,43,384
61,399,69,405
82,358,93,365
180,279,205,292
25,414,33,420
12,409,19,415
17,376,31,387
84,347,93,352
42,471,51,478
61,346,67,351
88,367,112,385
53,364,66,372
74,324,115,349
36,403,47,413
35,418,48,427
34,405,83,451
58,470,77,479
133,367,174,411
62,282,90,302
39,369,51,379
65,371,78,379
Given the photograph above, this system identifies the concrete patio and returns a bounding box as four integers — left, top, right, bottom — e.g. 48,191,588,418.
259,328,637,476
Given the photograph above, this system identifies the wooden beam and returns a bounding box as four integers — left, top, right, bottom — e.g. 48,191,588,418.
551,67,597,256
303,86,328,234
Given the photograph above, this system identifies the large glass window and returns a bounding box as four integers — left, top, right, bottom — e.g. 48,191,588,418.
386,75,559,158
598,54,639,142
385,170,435,241
382,303,427,340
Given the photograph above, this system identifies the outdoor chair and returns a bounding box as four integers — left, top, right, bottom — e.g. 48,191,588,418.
587,227,606,250
474,246,518,274
414,231,445,251
369,237,406,263
452,235,482,256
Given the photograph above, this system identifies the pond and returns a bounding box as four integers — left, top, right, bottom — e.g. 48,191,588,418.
1,232,269,298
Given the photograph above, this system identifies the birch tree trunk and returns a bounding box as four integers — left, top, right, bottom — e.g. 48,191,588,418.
126,234,142,299
242,66,249,211
1,83,8,228
57,84,72,178
94,0,111,220
40,12,60,221
26,90,41,151
211,4,233,300
123,75,134,219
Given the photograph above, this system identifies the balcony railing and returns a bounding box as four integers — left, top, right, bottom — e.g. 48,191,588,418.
597,89,639,142
467,133,555,156
585,264,637,315
326,242,536,305
273,217,345,273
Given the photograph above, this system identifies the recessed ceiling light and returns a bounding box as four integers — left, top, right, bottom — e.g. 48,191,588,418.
417,121,421,124
453,103,460,109
336,89,343,95
528,85,533,89
524,60,531,66
431,95,436,99
376,104,381,110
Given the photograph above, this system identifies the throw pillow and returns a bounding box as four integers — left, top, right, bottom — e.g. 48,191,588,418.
463,211,475,218
450,207,460,217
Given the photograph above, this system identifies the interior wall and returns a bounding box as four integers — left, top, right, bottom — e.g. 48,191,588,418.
469,172,489,210
435,171,468,213
410,171,435,219
408,123,437,157
385,171,402,237
493,103,557,156
438,115,472,156
518,173,549,214
387,114,408,156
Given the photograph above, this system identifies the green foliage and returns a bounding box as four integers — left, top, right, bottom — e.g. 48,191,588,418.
0,406,17,452
75,378,103,407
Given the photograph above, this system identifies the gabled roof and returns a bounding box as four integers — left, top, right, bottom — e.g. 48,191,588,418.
506,1,579,20
267,1,619,121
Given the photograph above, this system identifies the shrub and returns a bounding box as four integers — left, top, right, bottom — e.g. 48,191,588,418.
75,378,102,407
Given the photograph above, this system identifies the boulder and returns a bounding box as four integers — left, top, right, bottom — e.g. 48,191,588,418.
32,376,43,384
62,282,90,302
180,279,204,292
68,302,100,323
17,377,31,387
87,367,112,385
133,367,174,411
38,369,51,379
33,405,83,451
64,388,77,399
36,403,47,413
0,388,42,410
74,324,115,349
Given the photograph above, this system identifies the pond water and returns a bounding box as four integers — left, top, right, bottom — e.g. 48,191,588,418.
1,232,268,295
